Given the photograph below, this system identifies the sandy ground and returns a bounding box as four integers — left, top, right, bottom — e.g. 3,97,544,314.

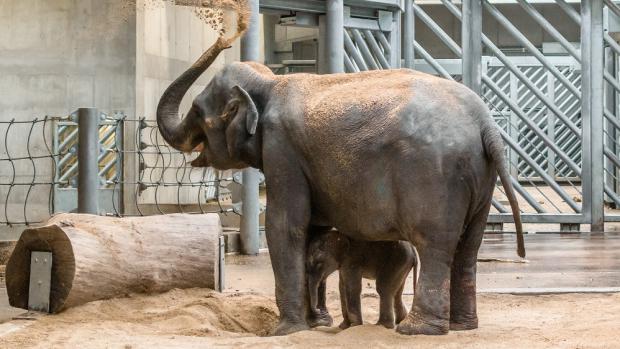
0,287,619,349
2,234,620,348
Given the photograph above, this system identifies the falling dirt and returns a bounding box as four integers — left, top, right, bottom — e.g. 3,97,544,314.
96,0,249,42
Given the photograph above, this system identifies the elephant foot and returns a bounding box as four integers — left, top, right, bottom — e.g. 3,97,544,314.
395,306,408,325
396,313,449,336
272,320,310,336
338,320,362,330
308,312,333,328
376,319,395,329
449,316,478,331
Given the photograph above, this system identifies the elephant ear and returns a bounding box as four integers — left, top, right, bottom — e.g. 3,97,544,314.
222,85,259,159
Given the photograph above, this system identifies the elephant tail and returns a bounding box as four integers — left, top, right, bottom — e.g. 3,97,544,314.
482,122,526,258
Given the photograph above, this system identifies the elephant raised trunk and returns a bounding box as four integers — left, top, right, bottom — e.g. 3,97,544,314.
156,37,230,152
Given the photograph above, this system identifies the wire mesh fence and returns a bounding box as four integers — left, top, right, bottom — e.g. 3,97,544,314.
0,113,240,227
0,117,64,225
124,117,236,217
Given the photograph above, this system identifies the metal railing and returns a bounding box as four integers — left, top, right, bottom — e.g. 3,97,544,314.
394,0,620,230
0,111,238,227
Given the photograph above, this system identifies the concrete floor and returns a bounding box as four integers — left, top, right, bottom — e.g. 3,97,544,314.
2,233,620,323
224,233,620,295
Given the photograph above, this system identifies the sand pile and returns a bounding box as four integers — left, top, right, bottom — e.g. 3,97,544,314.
1,287,619,349
0,288,279,348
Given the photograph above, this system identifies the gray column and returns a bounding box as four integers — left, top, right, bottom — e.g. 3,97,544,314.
462,0,482,94
239,0,261,255
546,71,556,179
403,0,415,69
509,72,519,178
263,14,279,66
390,10,402,68
77,108,100,214
581,0,605,232
326,0,344,73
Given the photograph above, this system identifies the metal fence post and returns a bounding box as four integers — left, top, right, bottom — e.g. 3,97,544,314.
77,108,99,214
403,0,415,69
581,0,605,232
462,0,482,94
327,0,344,73
239,0,261,255
509,72,519,178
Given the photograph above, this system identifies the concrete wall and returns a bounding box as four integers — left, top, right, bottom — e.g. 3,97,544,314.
0,0,137,239
0,0,259,237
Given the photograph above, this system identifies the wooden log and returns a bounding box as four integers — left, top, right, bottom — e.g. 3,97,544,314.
5,213,222,313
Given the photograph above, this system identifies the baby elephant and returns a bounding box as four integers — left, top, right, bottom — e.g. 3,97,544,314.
306,230,418,329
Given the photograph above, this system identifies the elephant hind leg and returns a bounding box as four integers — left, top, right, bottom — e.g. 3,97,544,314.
449,202,491,331
396,235,459,336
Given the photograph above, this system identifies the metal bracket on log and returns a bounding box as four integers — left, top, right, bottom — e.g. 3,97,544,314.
28,251,52,313
218,235,225,292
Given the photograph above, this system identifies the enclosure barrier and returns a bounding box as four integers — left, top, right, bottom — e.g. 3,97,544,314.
0,113,236,228
1,1,620,235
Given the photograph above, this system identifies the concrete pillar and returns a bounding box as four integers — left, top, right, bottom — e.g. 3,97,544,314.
239,0,261,255
403,0,415,69
462,0,482,94
77,108,100,215
326,0,344,73
263,14,279,65
581,0,605,232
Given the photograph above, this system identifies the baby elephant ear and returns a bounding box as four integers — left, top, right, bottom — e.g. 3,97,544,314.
231,85,259,135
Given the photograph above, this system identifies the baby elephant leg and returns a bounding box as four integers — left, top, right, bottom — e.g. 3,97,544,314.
339,269,363,329
308,280,333,327
338,277,351,329
376,278,397,328
394,279,408,325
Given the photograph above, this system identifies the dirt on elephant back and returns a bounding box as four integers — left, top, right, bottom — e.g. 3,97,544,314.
1,287,619,348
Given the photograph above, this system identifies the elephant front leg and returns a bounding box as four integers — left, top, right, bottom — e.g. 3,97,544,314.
264,176,312,336
267,222,310,335
396,244,455,335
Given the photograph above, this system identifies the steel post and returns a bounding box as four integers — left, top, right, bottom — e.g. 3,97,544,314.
509,72,519,178
263,14,279,66
462,0,482,94
546,71,556,179
77,108,99,214
391,10,402,68
582,0,605,232
403,0,415,69
239,0,261,255
326,0,344,73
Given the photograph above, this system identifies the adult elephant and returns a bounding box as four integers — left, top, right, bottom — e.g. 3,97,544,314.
156,37,525,336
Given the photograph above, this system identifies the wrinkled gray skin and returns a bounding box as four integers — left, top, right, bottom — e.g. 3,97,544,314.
306,230,417,330
156,39,525,336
